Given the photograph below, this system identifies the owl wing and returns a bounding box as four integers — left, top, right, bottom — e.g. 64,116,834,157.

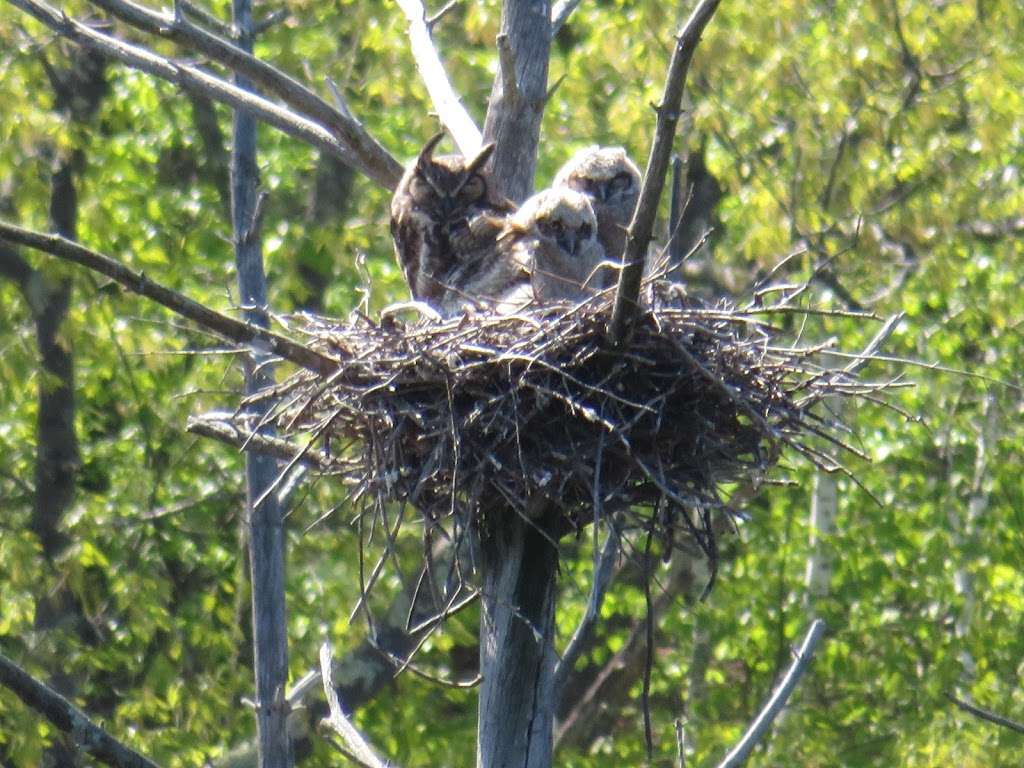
390,207,451,304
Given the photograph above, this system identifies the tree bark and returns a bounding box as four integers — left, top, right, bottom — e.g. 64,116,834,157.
230,1,291,764
481,0,552,203
477,512,559,768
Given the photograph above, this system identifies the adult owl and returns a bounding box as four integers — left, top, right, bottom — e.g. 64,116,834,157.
389,133,513,306
553,146,641,274
440,187,606,315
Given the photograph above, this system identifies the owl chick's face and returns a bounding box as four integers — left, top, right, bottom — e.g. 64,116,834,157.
402,133,495,220
508,187,599,258
553,146,641,213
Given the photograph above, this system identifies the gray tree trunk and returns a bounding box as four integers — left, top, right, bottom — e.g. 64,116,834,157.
477,513,559,768
230,1,291,764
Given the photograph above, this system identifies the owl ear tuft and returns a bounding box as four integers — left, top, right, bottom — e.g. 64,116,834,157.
416,132,447,168
464,142,495,176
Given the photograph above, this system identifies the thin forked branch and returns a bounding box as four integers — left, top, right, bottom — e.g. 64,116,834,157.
0,221,339,374
85,0,402,188
8,0,399,188
609,0,721,344
318,642,392,768
395,0,483,155
0,651,162,768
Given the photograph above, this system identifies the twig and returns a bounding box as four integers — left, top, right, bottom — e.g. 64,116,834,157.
395,0,483,155
0,651,162,768
186,416,340,470
85,0,400,188
608,0,721,344
495,32,519,104
318,642,391,768
0,220,339,374
946,692,1024,735
10,0,400,188
716,619,827,768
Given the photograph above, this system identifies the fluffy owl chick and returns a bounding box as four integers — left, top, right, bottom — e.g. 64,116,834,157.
389,133,513,306
439,188,606,316
553,146,641,275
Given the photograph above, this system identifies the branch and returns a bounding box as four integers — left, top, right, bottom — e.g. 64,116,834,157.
0,221,339,374
550,0,582,36
0,651,162,768
318,643,391,768
7,0,395,187
85,0,402,188
187,416,342,471
608,0,720,344
715,619,827,768
395,0,483,156
946,692,1024,735
553,526,619,693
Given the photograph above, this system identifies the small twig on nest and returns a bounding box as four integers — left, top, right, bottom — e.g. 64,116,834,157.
609,0,721,344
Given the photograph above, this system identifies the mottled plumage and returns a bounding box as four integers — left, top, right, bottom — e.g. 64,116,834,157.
553,146,641,276
389,133,513,306
441,187,606,315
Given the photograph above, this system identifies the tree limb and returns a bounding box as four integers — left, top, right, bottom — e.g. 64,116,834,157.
7,0,391,187
550,0,582,36
608,0,720,344
0,221,339,374
946,692,1024,735
716,619,827,768
318,643,390,768
0,650,162,768
85,0,402,188
395,0,483,156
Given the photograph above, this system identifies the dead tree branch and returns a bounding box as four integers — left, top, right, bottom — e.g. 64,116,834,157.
946,692,1024,735
0,651,162,768
85,0,402,188
0,221,339,374
716,619,827,768
319,643,391,768
395,0,483,155
8,0,396,187
608,0,720,344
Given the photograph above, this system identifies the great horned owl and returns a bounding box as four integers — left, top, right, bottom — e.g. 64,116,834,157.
440,187,606,315
389,133,513,306
553,146,641,275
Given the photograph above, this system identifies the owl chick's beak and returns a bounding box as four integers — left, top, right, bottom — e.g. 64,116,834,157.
556,228,579,257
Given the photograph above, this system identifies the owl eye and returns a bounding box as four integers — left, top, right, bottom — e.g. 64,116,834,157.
458,174,486,202
409,175,435,205
579,223,593,240
608,172,635,197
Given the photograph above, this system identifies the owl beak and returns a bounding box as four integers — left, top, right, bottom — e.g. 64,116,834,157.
557,229,579,257
416,131,446,168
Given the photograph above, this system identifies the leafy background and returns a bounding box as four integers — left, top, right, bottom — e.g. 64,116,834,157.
1,0,1022,766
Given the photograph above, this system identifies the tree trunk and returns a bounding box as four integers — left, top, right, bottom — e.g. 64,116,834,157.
477,512,559,768
231,0,291,764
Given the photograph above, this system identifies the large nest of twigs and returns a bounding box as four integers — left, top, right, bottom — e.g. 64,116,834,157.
215,286,881,569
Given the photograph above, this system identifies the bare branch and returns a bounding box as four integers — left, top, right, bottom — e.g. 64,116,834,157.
85,0,401,188
608,0,721,344
946,692,1024,735
0,651,162,768
187,415,341,471
0,220,339,374
319,642,391,768
395,0,483,156
553,526,619,693
550,0,582,36
716,619,827,768
9,0,400,188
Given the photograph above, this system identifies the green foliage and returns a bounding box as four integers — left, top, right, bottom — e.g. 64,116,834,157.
2,0,1023,766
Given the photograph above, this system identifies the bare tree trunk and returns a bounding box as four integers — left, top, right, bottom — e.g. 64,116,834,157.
481,0,551,203
230,1,291,764
477,513,559,768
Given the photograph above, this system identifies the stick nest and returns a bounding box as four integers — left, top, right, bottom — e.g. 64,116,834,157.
208,287,884,570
